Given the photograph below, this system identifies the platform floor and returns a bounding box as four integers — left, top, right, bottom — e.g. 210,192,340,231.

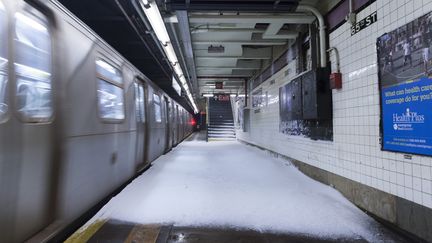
67,132,408,242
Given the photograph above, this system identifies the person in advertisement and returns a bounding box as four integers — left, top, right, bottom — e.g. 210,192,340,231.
403,39,413,69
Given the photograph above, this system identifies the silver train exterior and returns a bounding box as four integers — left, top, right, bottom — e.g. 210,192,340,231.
0,0,194,242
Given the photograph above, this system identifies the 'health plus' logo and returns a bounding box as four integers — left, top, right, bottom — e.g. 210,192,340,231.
392,108,425,130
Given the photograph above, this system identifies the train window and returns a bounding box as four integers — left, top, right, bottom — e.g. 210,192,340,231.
134,83,145,122
96,58,125,121
96,59,123,84
14,11,52,122
153,93,161,123
0,1,8,122
97,79,124,120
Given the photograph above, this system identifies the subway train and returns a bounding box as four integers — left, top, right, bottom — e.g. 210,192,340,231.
0,0,195,242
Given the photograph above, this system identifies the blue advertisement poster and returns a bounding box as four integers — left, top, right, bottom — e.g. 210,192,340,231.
377,12,432,156
381,78,432,155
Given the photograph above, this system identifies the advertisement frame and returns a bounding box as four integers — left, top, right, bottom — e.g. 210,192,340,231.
377,12,432,157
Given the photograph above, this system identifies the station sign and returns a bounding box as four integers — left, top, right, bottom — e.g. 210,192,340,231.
351,11,377,36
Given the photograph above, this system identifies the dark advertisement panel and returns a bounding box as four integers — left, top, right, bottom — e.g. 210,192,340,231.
377,12,432,156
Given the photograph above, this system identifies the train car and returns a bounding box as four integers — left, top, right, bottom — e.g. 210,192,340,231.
0,0,194,242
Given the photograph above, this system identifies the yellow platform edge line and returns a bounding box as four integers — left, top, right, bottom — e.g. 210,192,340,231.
64,219,107,243
124,224,161,243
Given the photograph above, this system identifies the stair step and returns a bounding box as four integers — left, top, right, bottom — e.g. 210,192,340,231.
208,127,235,131
208,135,236,138
208,99,235,141
210,123,234,125
208,131,235,135
208,138,236,142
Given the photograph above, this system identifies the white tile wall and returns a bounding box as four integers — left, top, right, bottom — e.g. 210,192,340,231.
234,0,432,209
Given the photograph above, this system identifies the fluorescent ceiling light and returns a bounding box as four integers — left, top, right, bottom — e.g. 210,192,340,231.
230,94,237,97
140,0,199,113
173,63,182,76
238,94,245,97
164,43,178,65
140,0,170,44
203,94,214,97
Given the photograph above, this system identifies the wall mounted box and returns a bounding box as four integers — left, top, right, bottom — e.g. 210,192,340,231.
287,77,303,120
329,72,342,89
302,67,332,120
280,76,303,121
279,85,289,121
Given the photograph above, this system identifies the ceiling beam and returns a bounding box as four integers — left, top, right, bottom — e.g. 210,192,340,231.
193,40,287,45
195,56,271,60
198,80,248,83
196,67,260,70
166,2,298,12
188,14,315,24
176,10,199,95
197,75,249,78
191,28,266,34
263,23,298,39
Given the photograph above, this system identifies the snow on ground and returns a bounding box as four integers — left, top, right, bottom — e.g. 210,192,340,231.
84,135,389,241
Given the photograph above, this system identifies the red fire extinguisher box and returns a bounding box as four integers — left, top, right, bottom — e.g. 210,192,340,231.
329,72,342,89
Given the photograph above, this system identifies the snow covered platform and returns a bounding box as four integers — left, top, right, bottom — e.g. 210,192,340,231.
67,132,408,242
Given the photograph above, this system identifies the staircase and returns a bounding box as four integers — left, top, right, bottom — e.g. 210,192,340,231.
208,98,236,141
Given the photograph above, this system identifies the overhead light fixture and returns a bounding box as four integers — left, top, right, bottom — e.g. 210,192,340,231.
139,0,198,113
208,45,225,53
164,43,178,65
140,0,169,44
141,0,150,8
238,94,245,97
203,94,214,97
230,94,237,97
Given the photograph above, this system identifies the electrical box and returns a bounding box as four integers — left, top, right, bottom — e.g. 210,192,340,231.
279,85,288,121
302,67,332,120
287,77,302,120
279,76,302,121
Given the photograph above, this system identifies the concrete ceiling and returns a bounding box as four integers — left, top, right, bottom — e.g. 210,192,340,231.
164,0,340,97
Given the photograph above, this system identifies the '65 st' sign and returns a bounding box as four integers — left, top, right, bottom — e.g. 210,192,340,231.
351,11,377,36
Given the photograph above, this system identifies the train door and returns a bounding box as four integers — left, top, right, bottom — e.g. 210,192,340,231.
0,2,56,242
171,101,176,146
163,97,171,152
134,78,147,171
174,104,178,144
177,106,183,142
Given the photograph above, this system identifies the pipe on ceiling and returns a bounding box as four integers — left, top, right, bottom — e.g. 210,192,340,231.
296,5,327,68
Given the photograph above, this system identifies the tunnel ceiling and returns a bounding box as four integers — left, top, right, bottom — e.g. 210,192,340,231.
58,0,195,113
163,0,338,96
58,0,339,109
164,0,300,12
